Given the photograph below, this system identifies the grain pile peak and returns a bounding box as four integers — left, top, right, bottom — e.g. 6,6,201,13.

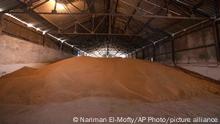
0,56,219,104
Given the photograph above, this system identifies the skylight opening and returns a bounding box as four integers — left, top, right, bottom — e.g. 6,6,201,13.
49,0,65,11
86,48,128,58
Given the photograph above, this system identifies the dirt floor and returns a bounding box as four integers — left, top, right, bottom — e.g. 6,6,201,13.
0,56,219,124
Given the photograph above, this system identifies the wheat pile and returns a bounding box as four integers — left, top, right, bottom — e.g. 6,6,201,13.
0,56,219,104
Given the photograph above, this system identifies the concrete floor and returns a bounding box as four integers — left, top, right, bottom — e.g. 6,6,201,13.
0,95,220,124
178,64,220,81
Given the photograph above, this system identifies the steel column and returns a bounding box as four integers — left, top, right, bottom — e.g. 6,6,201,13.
171,36,176,65
213,21,220,62
153,44,156,61
142,49,145,59
214,0,220,62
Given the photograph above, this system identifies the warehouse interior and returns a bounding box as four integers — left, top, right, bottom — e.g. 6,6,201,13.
0,0,220,123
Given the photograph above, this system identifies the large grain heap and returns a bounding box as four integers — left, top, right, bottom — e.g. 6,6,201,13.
0,57,219,104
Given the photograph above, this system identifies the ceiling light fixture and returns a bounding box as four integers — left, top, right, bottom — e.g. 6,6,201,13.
61,40,65,43
36,28,41,31
0,8,4,12
27,23,34,27
42,31,47,35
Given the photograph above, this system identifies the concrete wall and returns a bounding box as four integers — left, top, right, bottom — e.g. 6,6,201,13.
174,26,217,64
0,33,74,76
135,21,220,81
0,14,74,76
173,23,220,81
0,33,72,64
149,21,219,66
121,20,220,80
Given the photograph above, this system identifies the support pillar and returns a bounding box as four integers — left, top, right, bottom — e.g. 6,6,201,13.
0,14,3,35
142,49,145,59
171,36,176,65
42,35,45,46
134,51,137,59
153,44,156,61
214,0,220,62
60,42,63,51
213,21,220,62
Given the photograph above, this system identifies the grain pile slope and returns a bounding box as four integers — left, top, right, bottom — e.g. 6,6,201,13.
0,56,219,104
